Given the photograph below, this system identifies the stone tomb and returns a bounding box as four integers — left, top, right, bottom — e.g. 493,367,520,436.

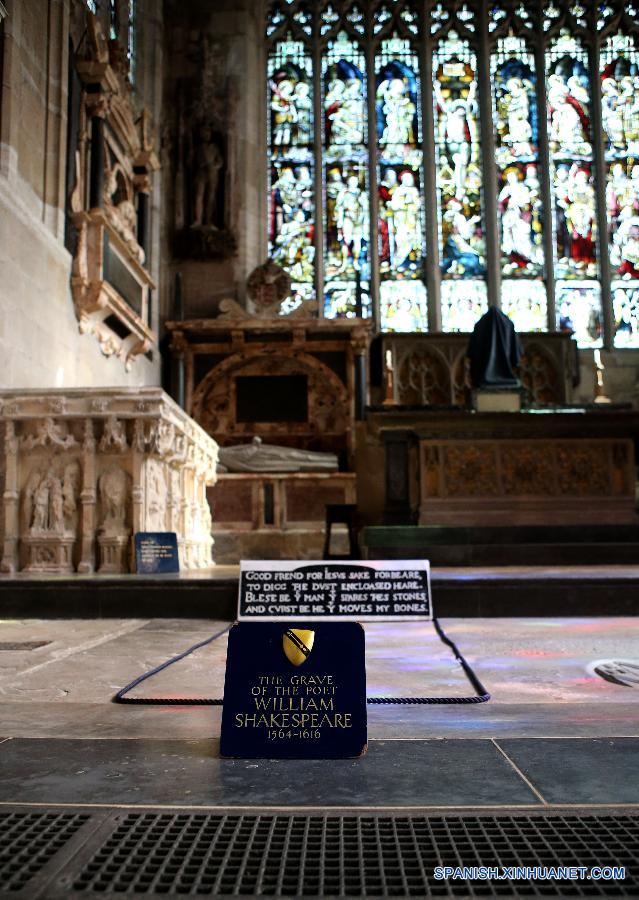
0,389,218,574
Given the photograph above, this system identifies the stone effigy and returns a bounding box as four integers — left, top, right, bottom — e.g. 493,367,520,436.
218,437,338,473
0,389,218,574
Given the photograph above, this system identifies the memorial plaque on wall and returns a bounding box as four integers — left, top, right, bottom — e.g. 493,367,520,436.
238,560,431,621
134,532,180,574
220,621,367,759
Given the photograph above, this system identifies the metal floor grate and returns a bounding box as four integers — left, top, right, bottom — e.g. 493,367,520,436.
66,812,639,897
0,811,89,892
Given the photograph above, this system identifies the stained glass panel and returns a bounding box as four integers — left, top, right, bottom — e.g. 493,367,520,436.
501,280,548,332
323,32,370,317
491,35,546,332
325,279,371,318
613,284,639,346
546,31,600,345
556,280,602,346
375,35,427,331
380,281,428,331
433,31,487,331
440,279,488,332
268,40,316,305
600,34,639,347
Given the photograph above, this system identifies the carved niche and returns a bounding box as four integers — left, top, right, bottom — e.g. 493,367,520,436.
69,12,159,369
172,34,236,259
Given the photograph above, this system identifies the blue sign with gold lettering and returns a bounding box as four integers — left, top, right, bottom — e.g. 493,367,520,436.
134,532,180,574
220,622,367,759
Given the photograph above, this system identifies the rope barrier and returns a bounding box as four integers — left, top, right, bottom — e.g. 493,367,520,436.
113,617,490,706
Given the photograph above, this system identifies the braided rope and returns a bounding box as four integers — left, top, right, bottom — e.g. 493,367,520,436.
113,618,490,706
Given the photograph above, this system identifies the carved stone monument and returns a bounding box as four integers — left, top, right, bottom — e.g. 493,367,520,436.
218,437,339,473
69,12,160,368
0,389,218,574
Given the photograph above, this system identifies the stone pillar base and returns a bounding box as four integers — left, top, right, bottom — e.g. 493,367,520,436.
98,533,131,574
22,534,75,573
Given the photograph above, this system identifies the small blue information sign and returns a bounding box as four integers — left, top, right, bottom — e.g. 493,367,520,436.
134,532,180,574
220,622,367,759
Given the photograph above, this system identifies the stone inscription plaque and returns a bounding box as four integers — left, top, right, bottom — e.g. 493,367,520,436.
238,560,431,621
134,532,180,574
220,622,367,759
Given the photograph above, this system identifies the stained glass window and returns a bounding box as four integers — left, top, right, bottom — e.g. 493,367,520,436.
265,1,639,349
127,0,136,85
376,36,427,331
600,34,639,347
268,39,316,311
433,30,487,330
491,35,546,331
323,31,370,318
546,30,602,346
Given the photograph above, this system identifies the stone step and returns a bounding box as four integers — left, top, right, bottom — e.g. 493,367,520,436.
363,525,639,566
1,566,638,617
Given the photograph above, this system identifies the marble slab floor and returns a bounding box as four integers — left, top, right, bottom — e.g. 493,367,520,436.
0,616,638,812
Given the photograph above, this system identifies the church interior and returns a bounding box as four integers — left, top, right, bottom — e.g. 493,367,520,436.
1,0,639,896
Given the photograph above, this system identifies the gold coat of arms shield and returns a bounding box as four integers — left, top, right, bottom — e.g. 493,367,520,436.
283,628,315,666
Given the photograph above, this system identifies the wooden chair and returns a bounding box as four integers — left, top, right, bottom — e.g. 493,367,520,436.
323,503,359,560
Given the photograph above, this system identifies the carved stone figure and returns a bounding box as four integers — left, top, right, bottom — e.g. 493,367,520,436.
49,476,65,533
99,416,128,452
145,459,167,530
62,464,79,521
99,466,129,534
191,125,223,228
247,259,292,310
23,468,43,533
172,34,236,259
32,478,50,532
218,436,338,473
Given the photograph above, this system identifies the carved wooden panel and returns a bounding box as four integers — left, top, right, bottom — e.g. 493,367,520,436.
191,351,349,450
382,332,576,407
418,437,636,525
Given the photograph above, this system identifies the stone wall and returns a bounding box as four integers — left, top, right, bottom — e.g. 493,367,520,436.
0,0,163,390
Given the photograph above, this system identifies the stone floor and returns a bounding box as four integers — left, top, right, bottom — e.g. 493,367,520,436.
0,616,638,811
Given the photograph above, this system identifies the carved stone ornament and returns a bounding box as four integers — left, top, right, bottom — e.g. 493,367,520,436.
69,11,159,369
217,260,318,320
0,389,219,574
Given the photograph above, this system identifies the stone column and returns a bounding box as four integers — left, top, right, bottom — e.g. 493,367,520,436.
134,171,151,263
1,421,20,573
131,419,145,539
77,418,97,573
87,98,107,210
